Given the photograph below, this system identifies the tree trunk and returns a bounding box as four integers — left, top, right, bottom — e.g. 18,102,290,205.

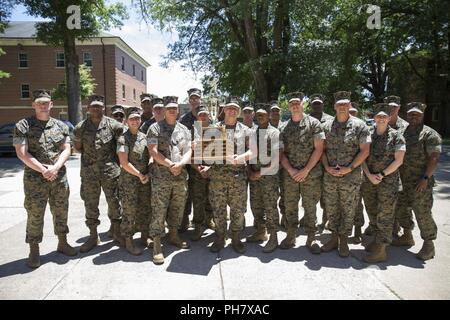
64,34,82,125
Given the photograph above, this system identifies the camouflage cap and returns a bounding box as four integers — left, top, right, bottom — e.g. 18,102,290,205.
334,91,351,104
125,106,142,119
383,95,401,107
373,103,392,117
406,102,426,114
197,105,209,115
111,104,125,115
140,93,155,103
242,102,254,112
225,96,241,109
255,103,270,114
88,94,105,107
310,93,324,104
287,91,305,103
187,88,202,97
163,96,178,108
151,97,164,108
33,89,51,103
270,100,281,110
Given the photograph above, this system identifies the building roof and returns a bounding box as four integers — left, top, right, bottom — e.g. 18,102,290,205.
0,21,150,68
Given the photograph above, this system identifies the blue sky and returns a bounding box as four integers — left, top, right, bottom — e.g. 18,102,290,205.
9,4,205,102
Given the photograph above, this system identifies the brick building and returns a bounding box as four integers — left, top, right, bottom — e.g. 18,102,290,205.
0,21,150,125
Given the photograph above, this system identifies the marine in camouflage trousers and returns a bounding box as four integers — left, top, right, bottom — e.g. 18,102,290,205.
395,180,437,241
80,169,122,227
354,194,365,228
24,170,69,244
323,170,361,236
149,176,187,238
283,171,321,233
190,170,214,227
361,175,399,244
119,173,151,237
249,174,280,232
209,170,247,236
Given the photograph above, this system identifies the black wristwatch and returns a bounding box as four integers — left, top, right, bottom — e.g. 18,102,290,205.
422,175,429,180
380,171,386,177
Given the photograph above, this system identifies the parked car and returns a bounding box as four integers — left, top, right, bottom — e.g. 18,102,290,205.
0,123,16,156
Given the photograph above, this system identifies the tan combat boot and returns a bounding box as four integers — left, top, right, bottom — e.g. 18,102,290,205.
353,226,362,244
210,233,225,253
152,236,164,265
263,231,278,253
80,226,100,253
27,243,40,269
391,228,415,247
416,240,435,261
112,221,125,247
125,237,142,256
338,234,350,257
246,225,268,243
363,243,387,263
279,227,296,249
57,235,77,256
231,231,246,254
306,233,321,254
364,239,377,252
168,228,190,249
140,231,149,247
321,232,338,252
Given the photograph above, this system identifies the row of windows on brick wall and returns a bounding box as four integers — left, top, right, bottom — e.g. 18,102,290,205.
17,52,93,68
120,56,145,82
121,85,142,102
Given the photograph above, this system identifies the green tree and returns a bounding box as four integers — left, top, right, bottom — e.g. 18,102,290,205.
52,64,97,101
20,0,128,124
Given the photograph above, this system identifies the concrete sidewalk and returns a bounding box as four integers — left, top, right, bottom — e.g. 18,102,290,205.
0,148,449,300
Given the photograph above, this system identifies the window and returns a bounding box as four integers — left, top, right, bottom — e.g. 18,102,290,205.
21,84,30,99
18,52,28,68
133,88,136,101
121,56,125,70
56,52,65,68
132,64,136,77
83,52,93,67
122,84,126,99
141,70,144,82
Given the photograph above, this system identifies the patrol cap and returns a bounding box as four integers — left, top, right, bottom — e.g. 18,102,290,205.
33,89,51,103
255,103,270,114
163,96,178,108
373,103,392,117
225,96,241,109
125,106,142,119
197,105,209,115
406,102,426,114
310,93,324,104
270,100,281,110
187,88,202,98
140,93,155,103
88,94,105,107
287,91,305,103
151,97,164,108
334,91,351,104
242,103,254,112
111,104,125,115
384,95,401,107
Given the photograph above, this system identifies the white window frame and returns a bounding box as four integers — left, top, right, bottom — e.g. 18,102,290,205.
20,84,30,99
18,52,28,68
56,51,65,68
83,51,93,67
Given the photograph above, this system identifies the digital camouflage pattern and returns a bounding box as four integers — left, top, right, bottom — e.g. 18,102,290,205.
13,116,71,243
117,130,151,237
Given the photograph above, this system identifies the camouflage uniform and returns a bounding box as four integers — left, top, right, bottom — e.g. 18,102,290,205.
361,127,405,244
13,117,71,244
117,130,151,237
322,116,371,236
280,115,324,233
208,122,251,236
139,117,156,135
147,120,191,238
249,124,280,232
396,124,441,240
73,116,124,227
